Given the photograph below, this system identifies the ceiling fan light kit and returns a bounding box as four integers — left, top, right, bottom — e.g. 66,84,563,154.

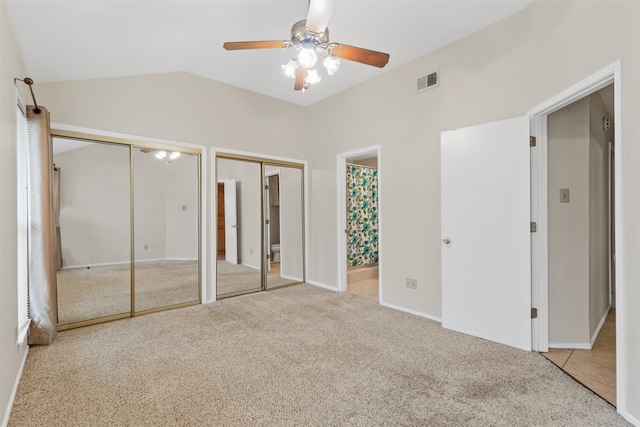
223,0,389,92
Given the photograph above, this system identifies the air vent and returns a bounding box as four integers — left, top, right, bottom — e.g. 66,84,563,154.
416,70,439,93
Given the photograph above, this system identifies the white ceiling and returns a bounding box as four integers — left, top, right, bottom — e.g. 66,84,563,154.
6,0,532,107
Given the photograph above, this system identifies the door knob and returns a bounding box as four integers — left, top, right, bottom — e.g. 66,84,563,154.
442,237,451,244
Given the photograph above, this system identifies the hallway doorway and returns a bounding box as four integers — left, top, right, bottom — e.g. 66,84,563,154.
540,83,616,406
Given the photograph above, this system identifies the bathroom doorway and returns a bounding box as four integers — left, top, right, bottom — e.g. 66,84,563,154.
337,146,381,302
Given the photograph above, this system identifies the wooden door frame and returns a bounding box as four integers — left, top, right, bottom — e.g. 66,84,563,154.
216,182,225,258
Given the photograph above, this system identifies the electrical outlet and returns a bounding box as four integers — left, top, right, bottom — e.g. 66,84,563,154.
144,244,148,250
250,248,253,255
405,278,417,289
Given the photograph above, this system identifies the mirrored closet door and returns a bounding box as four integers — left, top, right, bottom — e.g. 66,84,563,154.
133,147,200,313
54,138,131,326
264,165,304,290
216,157,263,297
53,132,201,330
216,154,305,299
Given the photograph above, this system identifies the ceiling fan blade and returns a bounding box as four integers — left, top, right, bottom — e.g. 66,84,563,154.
329,44,390,68
306,0,336,34
139,148,154,153
294,67,307,91
223,41,288,50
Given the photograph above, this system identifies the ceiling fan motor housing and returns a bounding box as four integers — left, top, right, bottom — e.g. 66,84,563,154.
291,19,329,46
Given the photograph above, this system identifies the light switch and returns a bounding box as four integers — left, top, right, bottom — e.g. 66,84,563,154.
560,188,570,203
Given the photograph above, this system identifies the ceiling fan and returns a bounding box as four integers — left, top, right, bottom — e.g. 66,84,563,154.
223,0,390,92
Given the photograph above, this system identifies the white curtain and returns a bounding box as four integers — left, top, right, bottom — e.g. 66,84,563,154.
27,105,57,345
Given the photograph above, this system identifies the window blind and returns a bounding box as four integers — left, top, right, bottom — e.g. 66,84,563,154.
16,102,30,345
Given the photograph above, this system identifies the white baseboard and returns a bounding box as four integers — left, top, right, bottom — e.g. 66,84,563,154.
549,342,592,350
62,260,131,269
62,258,198,270
380,301,442,323
591,306,611,347
306,280,338,291
549,307,611,350
241,262,261,271
2,346,29,427
281,274,303,282
619,410,640,427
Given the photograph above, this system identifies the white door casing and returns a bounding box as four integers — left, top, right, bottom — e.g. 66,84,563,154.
441,116,532,351
223,179,239,264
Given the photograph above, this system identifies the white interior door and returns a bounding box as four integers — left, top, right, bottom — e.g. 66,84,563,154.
223,179,239,264
441,116,532,351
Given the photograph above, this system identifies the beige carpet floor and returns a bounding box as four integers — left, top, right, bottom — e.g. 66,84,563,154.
10,285,628,426
57,260,199,325
217,261,299,296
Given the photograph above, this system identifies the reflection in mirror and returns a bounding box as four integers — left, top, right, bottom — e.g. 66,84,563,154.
133,148,200,312
265,165,304,289
216,157,262,297
54,138,131,326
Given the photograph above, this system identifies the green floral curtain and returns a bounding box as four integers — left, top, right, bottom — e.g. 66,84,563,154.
347,165,378,267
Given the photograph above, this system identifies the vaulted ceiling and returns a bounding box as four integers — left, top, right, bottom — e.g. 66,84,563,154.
6,0,532,107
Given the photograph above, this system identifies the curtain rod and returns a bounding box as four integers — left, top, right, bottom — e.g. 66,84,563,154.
14,77,41,114
346,162,377,170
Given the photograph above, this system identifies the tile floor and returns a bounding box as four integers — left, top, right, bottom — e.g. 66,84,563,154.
347,265,379,301
542,309,616,406
347,278,379,301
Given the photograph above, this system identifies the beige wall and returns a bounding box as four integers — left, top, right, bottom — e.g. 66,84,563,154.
54,142,199,267
278,166,304,281
36,72,308,161
589,92,613,338
54,142,132,266
3,0,640,423
0,0,29,423
547,92,611,347
547,96,590,346
163,152,199,260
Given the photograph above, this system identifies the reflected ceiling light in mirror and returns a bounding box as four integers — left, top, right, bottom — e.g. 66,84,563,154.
154,150,181,164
